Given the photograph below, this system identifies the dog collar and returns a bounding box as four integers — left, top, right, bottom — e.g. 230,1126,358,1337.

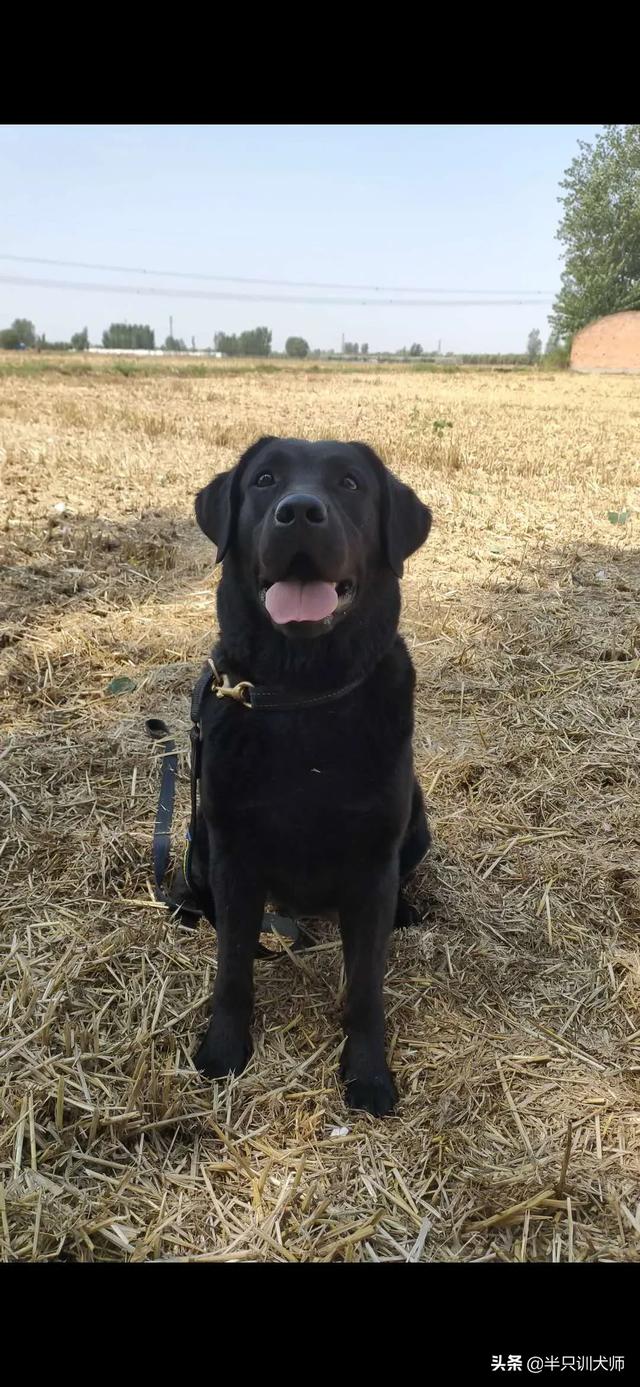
191,657,370,717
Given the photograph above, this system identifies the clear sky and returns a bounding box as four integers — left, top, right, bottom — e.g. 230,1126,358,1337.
0,124,603,354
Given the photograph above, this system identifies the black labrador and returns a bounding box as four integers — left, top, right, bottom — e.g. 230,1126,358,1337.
187,436,432,1116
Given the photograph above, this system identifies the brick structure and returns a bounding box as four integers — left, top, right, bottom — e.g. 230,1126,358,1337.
571,310,640,373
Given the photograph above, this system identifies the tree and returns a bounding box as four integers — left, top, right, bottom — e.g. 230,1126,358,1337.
238,326,272,356
543,328,570,368
552,125,640,338
215,326,271,357
102,323,155,349
71,328,89,351
343,341,359,354
409,343,423,356
527,329,542,364
285,336,309,358
214,331,239,355
163,335,186,352
0,317,36,349
361,342,369,357
12,318,36,348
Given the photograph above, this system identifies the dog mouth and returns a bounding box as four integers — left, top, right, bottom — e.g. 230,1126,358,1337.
258,573,357,628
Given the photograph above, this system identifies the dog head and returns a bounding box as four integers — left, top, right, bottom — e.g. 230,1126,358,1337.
195,437,431,639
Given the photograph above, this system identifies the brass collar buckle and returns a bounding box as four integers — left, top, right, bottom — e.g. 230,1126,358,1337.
208,658,254,707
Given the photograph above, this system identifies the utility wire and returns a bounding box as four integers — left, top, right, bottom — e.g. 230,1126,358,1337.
0,253,554,299
0,272,552,309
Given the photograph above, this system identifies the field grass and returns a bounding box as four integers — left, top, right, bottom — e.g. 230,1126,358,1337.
1,357,639,1262
0,351,516,380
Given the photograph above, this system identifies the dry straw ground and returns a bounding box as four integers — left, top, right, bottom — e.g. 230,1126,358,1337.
1,357,639,1262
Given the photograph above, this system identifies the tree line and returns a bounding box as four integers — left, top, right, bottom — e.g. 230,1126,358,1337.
0,317,569,366
0,319,91,352
0,319,157,352
0,320,313,357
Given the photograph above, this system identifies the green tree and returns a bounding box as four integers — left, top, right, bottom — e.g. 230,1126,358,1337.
552,125,640,337
361,342,369,357
214,327,271,357
102,323,155,349
0,317,36,349
163,335,186,352
12,318,37,347
214,331,239,355
238,326,272,356
71,328,89,351
0,327,20,349
543,329,570,369
409,343,423,356
527,329,542,364
285,336,309,358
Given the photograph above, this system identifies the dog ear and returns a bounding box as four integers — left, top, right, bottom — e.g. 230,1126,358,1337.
194,436,276,563
194,471,235,563
351,442,432,578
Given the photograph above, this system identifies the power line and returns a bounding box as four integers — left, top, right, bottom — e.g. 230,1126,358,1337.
0,253,554,298
0,272,552,309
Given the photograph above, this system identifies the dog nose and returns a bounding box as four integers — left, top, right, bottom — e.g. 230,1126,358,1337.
274,493,328,527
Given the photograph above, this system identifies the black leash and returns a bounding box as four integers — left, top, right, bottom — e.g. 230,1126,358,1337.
145,659,365,957
145,717,183,907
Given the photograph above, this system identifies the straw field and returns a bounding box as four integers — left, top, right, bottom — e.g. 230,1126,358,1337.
1,357,639,1261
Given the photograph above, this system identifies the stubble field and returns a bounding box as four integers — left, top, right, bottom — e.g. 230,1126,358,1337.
1,356,639,1261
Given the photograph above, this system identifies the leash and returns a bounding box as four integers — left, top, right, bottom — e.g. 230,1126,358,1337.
145,658,366,958
145,716,196,914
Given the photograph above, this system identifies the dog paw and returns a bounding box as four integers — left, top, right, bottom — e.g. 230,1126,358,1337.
193,1029,252,1079
343,1068,398,1117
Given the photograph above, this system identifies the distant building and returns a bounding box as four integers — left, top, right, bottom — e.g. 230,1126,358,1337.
571,310,640,373
90,348,223,358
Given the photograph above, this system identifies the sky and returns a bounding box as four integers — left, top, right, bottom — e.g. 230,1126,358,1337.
0,124,603,354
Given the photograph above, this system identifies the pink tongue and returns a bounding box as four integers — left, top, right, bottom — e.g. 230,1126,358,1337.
265,580,338,624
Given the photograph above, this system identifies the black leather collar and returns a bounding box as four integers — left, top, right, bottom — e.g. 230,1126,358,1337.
191,657,368,719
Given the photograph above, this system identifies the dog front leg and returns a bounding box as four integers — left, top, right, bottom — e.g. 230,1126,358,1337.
338,861,399,1117
194,852,264,1079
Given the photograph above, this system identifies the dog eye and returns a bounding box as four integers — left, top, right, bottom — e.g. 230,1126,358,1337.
341,476,358,491
255,472,275,488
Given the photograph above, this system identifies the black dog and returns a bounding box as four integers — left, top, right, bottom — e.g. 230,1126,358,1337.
189,436,432,1116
